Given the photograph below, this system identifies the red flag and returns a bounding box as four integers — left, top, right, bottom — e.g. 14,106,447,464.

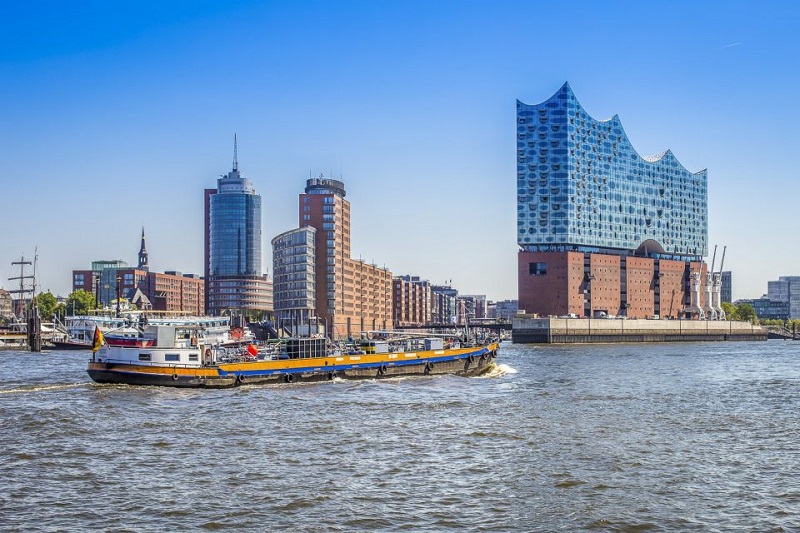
247,344,258,357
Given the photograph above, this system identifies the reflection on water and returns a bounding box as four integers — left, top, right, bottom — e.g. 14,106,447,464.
1,342,798,531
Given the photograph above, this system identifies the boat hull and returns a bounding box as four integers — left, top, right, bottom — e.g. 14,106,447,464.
87,343,499,388
51,340,93,350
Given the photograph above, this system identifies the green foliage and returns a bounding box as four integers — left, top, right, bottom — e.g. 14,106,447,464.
759,318,800,331
735,303,757,324
65,289,97,316
34,291,59,319
721,302,735,319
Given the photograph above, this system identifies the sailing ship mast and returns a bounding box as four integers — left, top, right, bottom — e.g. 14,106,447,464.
7,250,41,351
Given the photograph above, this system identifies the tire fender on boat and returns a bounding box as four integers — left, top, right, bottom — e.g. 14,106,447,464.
327,371,336,380
424,361,434,374
379,364,388,375
284,373,294,383
171,373,179,381
468,354,475,364
236,374,244,384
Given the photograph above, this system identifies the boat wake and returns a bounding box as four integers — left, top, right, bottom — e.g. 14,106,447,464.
0,383,87,395
476,363,518,379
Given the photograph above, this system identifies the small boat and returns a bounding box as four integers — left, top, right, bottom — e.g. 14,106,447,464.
86,321,500,388
51,338,93,350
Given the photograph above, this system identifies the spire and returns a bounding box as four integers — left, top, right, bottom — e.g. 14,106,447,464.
138,226,149,271
233,134,238,172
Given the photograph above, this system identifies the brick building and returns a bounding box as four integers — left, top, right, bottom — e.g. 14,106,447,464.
517,84,709,319
72,229,205,315
393,275,431,327
274,176,392,338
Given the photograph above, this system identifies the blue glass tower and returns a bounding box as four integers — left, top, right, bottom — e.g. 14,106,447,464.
209,170,261,278
205,138,272,316
517,82,707,259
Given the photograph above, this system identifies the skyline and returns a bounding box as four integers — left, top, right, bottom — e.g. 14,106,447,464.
2,1,799,302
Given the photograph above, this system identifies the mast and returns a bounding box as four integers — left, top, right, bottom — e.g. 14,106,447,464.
8,252,41,351
8,255,33,319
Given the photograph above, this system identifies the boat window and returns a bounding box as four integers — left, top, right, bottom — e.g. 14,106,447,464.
189,353,199,362
165,353,180,362
139,353,152,362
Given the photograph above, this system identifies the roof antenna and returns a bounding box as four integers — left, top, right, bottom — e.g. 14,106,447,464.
233,134,239,172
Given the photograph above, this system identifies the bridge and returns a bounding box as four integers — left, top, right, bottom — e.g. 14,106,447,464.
393,321,511,334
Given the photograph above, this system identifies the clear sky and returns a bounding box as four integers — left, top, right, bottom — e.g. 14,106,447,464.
2,0,798,302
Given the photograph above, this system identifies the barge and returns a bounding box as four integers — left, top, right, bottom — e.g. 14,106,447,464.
87,321,499,388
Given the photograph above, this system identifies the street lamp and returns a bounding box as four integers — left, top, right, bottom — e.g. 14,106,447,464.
103,283,110,310
115,275,122,317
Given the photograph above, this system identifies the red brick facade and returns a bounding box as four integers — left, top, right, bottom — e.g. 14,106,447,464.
518,251,705,319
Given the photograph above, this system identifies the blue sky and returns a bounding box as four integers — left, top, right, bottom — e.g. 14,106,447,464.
1,0,798,302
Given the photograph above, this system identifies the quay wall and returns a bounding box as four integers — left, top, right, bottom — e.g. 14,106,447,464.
512,317,767,344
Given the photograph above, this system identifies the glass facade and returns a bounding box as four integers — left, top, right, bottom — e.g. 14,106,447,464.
206,158,271,315
209,174,261,277
272,227,316,322
517,83,707,260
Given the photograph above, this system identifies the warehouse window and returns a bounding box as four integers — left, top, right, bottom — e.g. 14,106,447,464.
529,262,548,276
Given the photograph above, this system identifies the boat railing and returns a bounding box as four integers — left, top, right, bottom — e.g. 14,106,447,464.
96,356,203,369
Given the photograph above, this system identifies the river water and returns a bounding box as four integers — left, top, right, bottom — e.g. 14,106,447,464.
1,341,798,531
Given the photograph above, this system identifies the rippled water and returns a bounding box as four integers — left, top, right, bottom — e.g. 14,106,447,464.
1,341,799,531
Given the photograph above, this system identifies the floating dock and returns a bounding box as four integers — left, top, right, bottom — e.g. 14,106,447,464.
512,317,767,344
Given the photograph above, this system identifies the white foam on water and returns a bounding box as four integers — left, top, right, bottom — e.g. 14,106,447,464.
476,363,518,378
0,383,86,395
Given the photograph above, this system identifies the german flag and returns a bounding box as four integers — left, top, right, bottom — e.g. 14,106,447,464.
92,326,105,354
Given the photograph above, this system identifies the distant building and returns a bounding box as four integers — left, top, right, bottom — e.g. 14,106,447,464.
72,229,205,315
737,297,789,321
271,227,317,331
273,176,393,338
517,83,708,319
393,275,432,327
767,276,800,319
204,138,272,316
457,294,487,325
431,285,458,325
721,271,732,303
488,299,519,320
0,288,12,319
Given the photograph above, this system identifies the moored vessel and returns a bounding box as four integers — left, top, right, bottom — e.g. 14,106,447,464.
86,321,500,388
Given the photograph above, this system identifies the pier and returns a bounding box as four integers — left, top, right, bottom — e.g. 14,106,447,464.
512,317,768,344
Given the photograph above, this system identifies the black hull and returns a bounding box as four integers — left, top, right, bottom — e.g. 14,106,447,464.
51,341,92,351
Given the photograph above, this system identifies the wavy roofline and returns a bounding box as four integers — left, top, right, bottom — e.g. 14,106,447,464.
519,82,706,176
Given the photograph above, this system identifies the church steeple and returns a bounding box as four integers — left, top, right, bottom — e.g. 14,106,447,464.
138,226,149,271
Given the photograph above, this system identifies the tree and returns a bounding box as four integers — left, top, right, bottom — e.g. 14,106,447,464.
735,303,757,324
721,302,736,320
64,289,96,316
34,291,59,320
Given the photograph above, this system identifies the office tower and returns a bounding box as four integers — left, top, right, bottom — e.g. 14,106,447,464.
271,226,317,331
721,271,732,304
204,138,272,316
